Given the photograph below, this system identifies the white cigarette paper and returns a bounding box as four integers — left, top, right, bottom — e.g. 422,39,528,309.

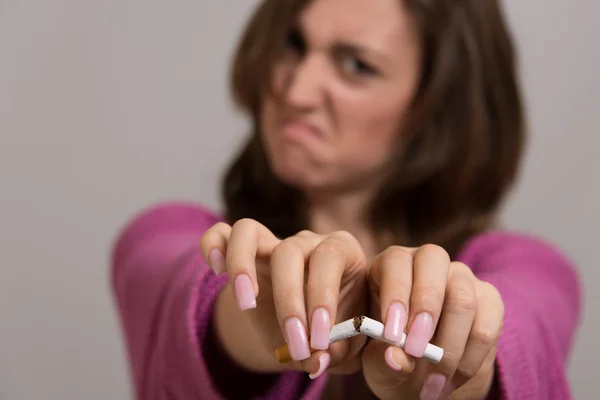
330,316,444,364
275,315,444,364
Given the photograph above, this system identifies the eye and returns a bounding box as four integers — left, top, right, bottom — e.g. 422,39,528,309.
284,28,305,55
340,56,376,76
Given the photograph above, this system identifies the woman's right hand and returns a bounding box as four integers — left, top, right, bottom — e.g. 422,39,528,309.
200,218,369,378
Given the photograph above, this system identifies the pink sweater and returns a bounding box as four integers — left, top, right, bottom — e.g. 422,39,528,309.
110,202,581,399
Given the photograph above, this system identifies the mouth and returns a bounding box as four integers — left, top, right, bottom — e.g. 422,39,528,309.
279,118,325,142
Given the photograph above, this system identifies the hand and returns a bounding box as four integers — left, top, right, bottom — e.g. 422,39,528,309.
200,219,369,378
362,245,504,399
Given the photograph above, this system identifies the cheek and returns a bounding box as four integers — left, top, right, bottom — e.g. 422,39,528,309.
336,92,407,164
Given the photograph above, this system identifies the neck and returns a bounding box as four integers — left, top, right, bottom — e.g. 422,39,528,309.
306,187,378,259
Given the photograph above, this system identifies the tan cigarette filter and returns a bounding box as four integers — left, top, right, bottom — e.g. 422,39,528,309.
275,344,293,364
275,345,320,364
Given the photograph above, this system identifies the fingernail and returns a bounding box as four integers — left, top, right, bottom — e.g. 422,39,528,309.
405,312,433,358
440,381,458,398
384,302,406,343
309,353,331,379
284,317,311,361
420,373,446,400
384,347,403,371
310,308,330,350
208,249,225,275
233,274,256,310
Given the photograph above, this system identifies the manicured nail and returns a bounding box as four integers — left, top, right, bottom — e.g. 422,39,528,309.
440,381,458,398
384,347,403,371
310,308,331,350
309,353,331,379
284,317,311,360
420,373,446,400
384,302,406,343
233,274,256,310
405,312,434,358
208,249,225,275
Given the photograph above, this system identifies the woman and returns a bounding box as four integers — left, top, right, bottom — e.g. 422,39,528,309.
111,0,581,398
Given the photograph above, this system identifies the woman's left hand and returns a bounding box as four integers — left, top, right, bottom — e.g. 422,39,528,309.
362,244,504,400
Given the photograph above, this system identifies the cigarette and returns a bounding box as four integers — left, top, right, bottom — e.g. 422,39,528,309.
275,316,444,364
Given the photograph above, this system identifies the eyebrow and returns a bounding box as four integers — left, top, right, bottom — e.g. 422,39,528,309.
331,41,394,65
292,22,395,66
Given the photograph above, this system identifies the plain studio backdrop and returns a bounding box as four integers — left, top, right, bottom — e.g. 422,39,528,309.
0,0,598,399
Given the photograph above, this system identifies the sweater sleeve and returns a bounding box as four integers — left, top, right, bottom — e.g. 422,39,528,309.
456,231,582,400
110,202,327,400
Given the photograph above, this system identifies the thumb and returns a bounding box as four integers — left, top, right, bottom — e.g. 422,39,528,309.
362,339,420,396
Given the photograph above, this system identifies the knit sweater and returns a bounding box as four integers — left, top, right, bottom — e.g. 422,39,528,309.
110,202,581,399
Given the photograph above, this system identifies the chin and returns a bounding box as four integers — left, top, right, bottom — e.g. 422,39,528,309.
267,155,327,191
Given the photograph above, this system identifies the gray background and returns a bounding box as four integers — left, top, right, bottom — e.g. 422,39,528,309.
0,0,597,399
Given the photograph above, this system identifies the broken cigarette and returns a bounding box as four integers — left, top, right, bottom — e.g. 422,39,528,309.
275,316,444,364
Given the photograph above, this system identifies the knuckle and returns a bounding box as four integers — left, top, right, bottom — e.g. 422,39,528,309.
330,230,358,244
419,243,450,262
381,245,414,265
440,348,463,366
273,287,302,304
482,281,503,302
451,261,473,275
232,217,258,231
457,362,480,380
273,238,302,258
211,222,231,232
389,280,413,299
200,230,225,251
200,229,220,242
413,284,444,306
470,324,499,348
446,292,477,315
307,282,338,304
296,229,315,237
446,282,476,314
313,241,346,262
479,281,506,319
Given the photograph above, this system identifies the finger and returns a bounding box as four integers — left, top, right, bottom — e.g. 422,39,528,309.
421,262,477,398
362,339,416,394
270,233,323,361
307,352,332,380
405,244,451,358
450,281,504,391
306,231,367,352
199,222,232,275
300,340,363,379
226,218,280,310
370,246,416,344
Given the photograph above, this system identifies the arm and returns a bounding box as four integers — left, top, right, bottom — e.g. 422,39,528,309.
110,202,324,399
457,231,582,399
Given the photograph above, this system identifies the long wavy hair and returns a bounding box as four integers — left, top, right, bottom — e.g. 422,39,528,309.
220,0,526,257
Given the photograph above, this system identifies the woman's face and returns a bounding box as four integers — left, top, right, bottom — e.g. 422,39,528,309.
260,0,422,192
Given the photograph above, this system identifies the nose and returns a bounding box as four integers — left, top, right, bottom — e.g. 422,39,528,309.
283,56,326,110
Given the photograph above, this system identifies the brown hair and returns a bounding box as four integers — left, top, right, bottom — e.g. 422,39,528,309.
220,0,526,257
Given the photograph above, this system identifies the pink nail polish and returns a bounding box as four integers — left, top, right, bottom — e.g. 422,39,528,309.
233,274,256,310
208,249,225,275
440,381,458,398
384,347,403,371
384,303,406,343
284,317,311,360
405,312,433,358
310,308,330,350
309,353,331,379
419,373,446,400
